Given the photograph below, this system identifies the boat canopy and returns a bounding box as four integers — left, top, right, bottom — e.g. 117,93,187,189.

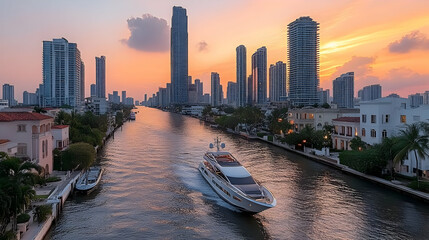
219,166,251,178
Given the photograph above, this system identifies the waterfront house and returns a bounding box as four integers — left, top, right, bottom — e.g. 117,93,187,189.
52,125,70,150
0,112,54,174
332,117,360,150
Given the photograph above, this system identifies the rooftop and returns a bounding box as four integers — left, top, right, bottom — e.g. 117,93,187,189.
333,117,360,123
52,125,69,129
0,139,10,144
0,112,53,122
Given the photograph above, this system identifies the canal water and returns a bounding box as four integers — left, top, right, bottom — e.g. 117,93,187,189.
46,107,429,239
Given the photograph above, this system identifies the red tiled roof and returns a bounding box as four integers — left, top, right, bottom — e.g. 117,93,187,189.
52,125,69,129
0,139,10,144
332,117,360,123
0,112,53,122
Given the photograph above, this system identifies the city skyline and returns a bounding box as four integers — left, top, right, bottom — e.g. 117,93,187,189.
1,0,429,102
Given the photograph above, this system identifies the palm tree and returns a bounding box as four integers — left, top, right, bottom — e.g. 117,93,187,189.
0,155,42,232
393,123,429,188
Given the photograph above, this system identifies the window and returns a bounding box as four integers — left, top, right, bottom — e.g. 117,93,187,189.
362,115,367,123
17,124,26,132
371,115,376,123
362,128,366,137
382,130,387,139
17,143,27,156
400,115,406,123
385,115,390,123
341,126,345,135
371,129,376,138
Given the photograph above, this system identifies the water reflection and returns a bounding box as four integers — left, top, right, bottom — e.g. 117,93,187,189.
47,107,429,240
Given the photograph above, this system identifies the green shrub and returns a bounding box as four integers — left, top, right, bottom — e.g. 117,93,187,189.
45,176,61,182
34,205,52,223
267,135,274,142
339,149,386,175
408,181,429,193
257,132,265,138
17,213,30,223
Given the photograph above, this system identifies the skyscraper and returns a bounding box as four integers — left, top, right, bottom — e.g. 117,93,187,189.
288,17,320,106
171,6,188,104
269,61,287,102
236,45,247,107
42,38,83,107
2,84,16,106
96,56,106,98
359,84,382,101
23,91,38,105
122,91,126,104
247,75,253,105
252,47,267,104
333,72,354,108
81,61,85,101
194,79,203,102
90,84,96,97
211,72,221,107
227,82,238,106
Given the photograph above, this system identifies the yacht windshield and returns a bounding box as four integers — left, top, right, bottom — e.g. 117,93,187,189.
227,176,256,185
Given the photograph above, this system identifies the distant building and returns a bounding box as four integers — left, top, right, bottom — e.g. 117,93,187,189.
23,91,38,105
332,117,360,150
96,56,106,98
81,61,85,101
202,94,210,104
2,84,16,106
423,91,429,105
51,125,69,151
122,91,126,104
236,45,247,107
125,97,134,106
211,72,222,107
188,84,198,104
171,6,188,104
0,100,9,110
42,38,83,107
90,84,96,97
227,81,237,106
333,72,354,108
247,75,253,105
252,47,267,104
359,84,382,101
288,17,320,106
269,61,287,102
408,93,423,108
85,97,108,115
317,88,330,105
194,79,203,103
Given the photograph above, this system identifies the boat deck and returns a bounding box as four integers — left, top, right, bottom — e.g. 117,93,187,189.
206,152,241,166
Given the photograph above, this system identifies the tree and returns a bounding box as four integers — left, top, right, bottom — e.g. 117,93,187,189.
321,103,331,109
393,123,429,188
350,136,367,151
0,154,42,234
61,143,95,170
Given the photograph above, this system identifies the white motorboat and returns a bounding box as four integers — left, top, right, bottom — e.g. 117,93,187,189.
75,167,104,193
130,112,136,120
199,138,276,213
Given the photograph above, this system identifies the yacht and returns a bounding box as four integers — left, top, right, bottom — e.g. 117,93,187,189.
199,138,276,213
75,167,104,194
130,112,136,120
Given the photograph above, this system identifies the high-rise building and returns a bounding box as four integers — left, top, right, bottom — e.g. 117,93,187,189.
171,6,188,104
166,83,172,106
96,56,106,98
121,91,127,104
2,84,16,106
81,61,85,101
409,93,424,108
194,79,203,102
236,45,247,107
247,75,253,105
211,72,221,107
359,84,382,101
42,38,83,107
423,91,429,105
90,84,96,97
23,91,38,105
252,47,267,104
188,83,198,104
288,17,320,106
317,88,330,105
269,61,287,102
227,82,238,106
333,72,354,108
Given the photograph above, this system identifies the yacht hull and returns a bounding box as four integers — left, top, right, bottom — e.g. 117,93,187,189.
199,162,275,213
75,168,104,194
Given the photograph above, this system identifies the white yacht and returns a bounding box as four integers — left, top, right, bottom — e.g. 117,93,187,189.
199,138,276,213
75,167,104,194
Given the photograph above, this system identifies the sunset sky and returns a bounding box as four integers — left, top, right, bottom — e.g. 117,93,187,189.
1,0,429,102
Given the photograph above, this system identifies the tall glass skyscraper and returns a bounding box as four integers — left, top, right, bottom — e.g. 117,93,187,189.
211,72,221,107
269,61,287,102
236,45,247,107
333,72,354,108
252,47,267,104
288,17,319,106
96,56,106,98
2,84,16,106
42,38,83,107
171,6,188,104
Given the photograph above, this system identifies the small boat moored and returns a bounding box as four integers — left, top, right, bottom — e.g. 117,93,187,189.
199,137,276,213
75,166,104,194
130,112,136,120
